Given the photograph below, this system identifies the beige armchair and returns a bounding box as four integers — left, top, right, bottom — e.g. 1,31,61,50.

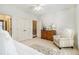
53,29,74,49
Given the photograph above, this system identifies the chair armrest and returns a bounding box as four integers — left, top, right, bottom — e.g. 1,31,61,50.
53,35,61,38
59,38,74,41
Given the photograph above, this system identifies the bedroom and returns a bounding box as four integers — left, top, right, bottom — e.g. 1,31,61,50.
0,4,79,55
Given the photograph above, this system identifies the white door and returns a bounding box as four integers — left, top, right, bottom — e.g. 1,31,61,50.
23,19,32,40
17,19,32,41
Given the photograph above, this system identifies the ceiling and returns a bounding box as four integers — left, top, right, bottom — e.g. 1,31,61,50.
13,4,75,12
0,4,75,16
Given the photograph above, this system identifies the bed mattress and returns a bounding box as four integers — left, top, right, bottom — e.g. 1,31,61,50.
0,30,43,55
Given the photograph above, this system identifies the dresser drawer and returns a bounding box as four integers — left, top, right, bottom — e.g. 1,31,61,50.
41,30,56,41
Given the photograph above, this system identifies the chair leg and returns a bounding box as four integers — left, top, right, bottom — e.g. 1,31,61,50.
71,47,73,48
59,47,61,49
53,42,62,49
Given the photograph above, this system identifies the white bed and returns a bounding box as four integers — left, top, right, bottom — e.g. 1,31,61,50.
0,30,43,55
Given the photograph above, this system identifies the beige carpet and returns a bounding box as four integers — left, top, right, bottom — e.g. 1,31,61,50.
30,44,60,55
20,38,79,55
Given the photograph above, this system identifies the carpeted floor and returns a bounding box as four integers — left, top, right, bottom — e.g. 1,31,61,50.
30,44,60,55
20,38,79,55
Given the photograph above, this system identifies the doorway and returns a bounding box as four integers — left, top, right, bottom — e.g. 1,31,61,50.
0,15,12,35
32,20,37,38
0,20,4,30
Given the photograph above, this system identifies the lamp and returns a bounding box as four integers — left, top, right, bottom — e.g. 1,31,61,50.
34,6,42,11
33,4,45,11
51,24,56,30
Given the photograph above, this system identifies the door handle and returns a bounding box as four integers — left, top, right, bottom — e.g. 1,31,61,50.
24,30,27,31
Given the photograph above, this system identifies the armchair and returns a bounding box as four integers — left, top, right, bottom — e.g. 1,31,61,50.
53,29,74,49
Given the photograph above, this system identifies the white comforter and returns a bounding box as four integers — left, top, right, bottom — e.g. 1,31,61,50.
0,30,43,55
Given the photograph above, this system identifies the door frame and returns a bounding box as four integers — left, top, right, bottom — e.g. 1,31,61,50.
32,20,37,38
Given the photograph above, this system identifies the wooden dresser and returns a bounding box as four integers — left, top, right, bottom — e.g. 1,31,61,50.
41,30,56,41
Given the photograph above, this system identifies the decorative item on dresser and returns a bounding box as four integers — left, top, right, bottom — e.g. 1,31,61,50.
41,30,56,41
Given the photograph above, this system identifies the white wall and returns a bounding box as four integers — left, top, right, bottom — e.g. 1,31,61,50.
41,7,76,30
0,5,35,41
76,5,79,48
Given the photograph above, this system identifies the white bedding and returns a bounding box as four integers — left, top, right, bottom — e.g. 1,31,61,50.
0,30,43,55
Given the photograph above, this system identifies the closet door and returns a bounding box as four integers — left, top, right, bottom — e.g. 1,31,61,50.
22,19,32,40
18,19,32,41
